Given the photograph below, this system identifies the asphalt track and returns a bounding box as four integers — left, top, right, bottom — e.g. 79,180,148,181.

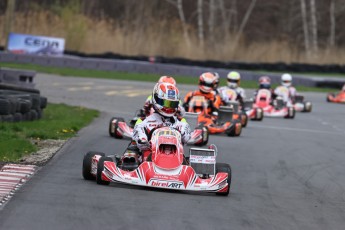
1,74,345,230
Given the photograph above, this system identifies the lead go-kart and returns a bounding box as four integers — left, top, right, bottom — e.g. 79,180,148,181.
108,109,209,146
253,89,295,118
83,126,231,196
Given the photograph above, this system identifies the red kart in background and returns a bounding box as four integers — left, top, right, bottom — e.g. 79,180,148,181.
253,89,295,119
327,91,345,104
83,127,231,196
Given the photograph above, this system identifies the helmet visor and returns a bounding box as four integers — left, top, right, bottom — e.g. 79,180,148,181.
200,81,214,88
283,80,291,83
228,79,239,83
154,94,179,109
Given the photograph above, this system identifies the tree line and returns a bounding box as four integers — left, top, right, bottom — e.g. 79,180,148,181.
2,0,345,63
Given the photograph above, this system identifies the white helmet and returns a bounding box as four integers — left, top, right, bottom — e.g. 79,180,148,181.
152,82,180,117
227,71,241,89
281,73,292,87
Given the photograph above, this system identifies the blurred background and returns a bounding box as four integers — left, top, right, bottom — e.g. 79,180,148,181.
1,0,345,64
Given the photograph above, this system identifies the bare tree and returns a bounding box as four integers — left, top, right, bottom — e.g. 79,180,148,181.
309,0,318,53
197,0,204,47
4,0,16,51
300,0,311,56
231,0,257,52
208,0,216,44
166,0,191,48
329,0,335,47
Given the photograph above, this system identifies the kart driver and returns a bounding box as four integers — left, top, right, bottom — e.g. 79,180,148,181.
183,72,221,117
133,82,191,161
254,76,277,103
274,73,297,103
218,71,246,106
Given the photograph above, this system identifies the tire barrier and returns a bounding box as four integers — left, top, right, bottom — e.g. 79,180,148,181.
0,85,48,123
0,52,344,89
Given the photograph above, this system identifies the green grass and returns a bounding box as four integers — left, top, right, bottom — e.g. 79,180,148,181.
0,62,339,92
0,103,99,162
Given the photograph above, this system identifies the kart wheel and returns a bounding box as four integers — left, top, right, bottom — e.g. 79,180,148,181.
303,102,312,112
289,107,295,119
112,117,125,139
216,163,232,196
227,122,242,137
108,117,116,137
256,108,264,121
326,94,334,102
241,113,248,128
96,156,113,185
83,151,105,180
202,126,209,145
284,107,295,119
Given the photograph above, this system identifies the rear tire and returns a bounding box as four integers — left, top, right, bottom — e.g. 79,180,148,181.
303,102,312,112
109,117,125,138
256,108,264,121
96,156,113,185
216,163,232,196
241,113,248,127
82,151,105,180
108,117,116,137
227,122,242,137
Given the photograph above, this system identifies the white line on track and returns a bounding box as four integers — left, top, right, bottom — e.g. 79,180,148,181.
250,124,344,135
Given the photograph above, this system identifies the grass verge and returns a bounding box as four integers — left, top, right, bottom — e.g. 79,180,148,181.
0,62,339,92
0,103,99,162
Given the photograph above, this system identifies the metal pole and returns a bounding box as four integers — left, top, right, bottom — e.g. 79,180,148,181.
4,0,16,52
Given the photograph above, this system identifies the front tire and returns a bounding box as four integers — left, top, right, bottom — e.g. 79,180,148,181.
96,156,113,185
216,163,232,196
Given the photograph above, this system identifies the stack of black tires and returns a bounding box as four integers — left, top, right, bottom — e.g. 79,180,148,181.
0,83,47,122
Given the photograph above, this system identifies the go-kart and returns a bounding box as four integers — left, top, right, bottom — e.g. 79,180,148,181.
83,126,231,196
218,88,249,127
108,109,209,146
253,89,295,119
185,96,242,136
275,86,312,112
242,99,264,121
327,91,345,104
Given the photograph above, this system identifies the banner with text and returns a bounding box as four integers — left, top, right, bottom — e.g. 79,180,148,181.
7,33,65,56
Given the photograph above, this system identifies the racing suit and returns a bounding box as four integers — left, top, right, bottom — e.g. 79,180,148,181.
218,86,246,106
183,90,221,115
274,85,296,106
132,112,191,160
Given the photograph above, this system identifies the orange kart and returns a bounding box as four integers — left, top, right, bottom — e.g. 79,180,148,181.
185,96,242,137
327,91,345,104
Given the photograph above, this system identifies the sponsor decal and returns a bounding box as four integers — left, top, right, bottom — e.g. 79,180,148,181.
189,155,216,164
167,90,176,99
150,179,183,189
